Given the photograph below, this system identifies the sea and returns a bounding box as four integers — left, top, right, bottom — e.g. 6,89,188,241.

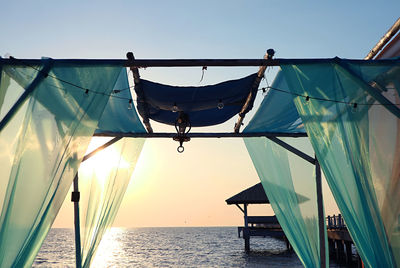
33,227,345,267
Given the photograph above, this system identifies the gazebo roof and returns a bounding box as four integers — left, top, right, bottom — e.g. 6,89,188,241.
225,183,269,205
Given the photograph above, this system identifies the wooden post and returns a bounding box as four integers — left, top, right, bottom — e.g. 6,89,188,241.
345,241,353,264
234,49,274,133
244,204,250,252
126,52,153,133
72,174,82,268
328,239,335,257
316,159,326,267
284,236,291,250
337,240,345,264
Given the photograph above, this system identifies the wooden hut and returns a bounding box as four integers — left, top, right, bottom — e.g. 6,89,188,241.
225,183,288,252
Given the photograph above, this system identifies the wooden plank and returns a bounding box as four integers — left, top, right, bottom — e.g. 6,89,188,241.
327,230,353,242
126,52,153,133
247,216,278,224
1,57,398,67
93,131,308,138
234,50,274,133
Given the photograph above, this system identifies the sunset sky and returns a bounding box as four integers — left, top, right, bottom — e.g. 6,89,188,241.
2,0,399,228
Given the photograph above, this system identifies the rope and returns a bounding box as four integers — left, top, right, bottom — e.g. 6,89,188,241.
199,66,207,83
7,57,135,101
5,57,400,107
259,86,400,106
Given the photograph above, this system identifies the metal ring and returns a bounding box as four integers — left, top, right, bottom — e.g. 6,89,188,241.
177,146,184,153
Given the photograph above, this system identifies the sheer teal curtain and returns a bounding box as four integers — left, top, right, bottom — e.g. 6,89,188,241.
244,137,327,268
0,62,122,267
95,68,146,134
78,137,145,268
281,61,400,267
244,71,305,134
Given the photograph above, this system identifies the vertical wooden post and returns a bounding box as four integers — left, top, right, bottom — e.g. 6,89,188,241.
345,241,353,264
234,49,274,133
126,52,153,133
72,174,82,268
244,204,250,252
337,240,345,264
316,159,326,267
328,239,335,257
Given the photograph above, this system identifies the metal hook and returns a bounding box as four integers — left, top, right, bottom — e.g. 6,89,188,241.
177,145,184,153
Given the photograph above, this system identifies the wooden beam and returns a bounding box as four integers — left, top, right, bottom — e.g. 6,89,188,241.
82,137,122,162
93,131,308,138
126,52,153,133
268,137,316,164
235,204,245,213
335,59,400,118
365,17,400,59
1,57,398,67
234,50,274,133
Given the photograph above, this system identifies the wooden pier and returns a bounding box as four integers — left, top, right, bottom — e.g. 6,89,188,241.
226,184,363,266
326,214,364,267
226,183,290,252
237,216,289,251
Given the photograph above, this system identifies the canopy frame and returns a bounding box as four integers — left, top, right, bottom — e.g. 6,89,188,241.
4,55,400,268
1,57,399,68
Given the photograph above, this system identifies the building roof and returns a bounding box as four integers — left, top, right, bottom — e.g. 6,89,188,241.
226,182,310,205
225,183,269,205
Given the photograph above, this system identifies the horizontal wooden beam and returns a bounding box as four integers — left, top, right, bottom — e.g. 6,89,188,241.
93,132,308,138
1,57,398,68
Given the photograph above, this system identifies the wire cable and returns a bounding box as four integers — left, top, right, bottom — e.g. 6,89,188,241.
6,57,400,107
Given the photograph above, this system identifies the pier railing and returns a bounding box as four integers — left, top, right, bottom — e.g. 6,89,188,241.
326,214,346,229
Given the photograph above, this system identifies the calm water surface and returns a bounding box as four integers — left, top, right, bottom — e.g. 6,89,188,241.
34,227,339,267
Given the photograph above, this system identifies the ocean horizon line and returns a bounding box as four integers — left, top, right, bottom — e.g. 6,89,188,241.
51,225,240,229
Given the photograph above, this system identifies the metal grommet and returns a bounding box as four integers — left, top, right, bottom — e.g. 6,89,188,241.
177,146,184,153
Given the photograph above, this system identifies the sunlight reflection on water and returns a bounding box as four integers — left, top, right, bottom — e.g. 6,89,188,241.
35,227,309,267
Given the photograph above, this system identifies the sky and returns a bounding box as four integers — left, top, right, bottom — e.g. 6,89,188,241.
1,1,400,228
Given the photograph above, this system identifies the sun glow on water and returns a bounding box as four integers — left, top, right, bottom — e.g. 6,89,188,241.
90,228,126,268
